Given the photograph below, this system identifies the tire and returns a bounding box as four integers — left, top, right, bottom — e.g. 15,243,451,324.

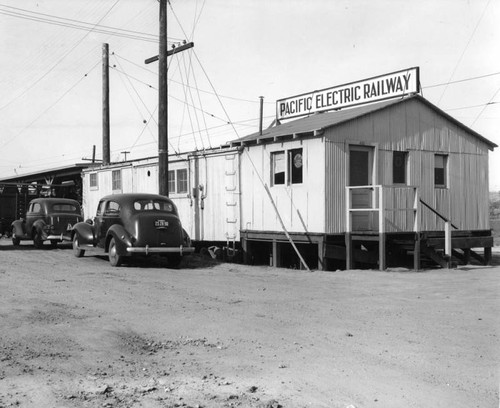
33,230,44,249
108,237,123,267
72,233,85,258
12,229,20,246
168,254,182,268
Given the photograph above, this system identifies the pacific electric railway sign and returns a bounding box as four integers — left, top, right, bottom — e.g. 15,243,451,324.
276,67,420,121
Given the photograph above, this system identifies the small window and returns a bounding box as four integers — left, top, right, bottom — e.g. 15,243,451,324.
393,151,408,184
177,169,188,193
168,170,176,193
434,154,447,188
289,148,303,184
271,151,285,185
134,199,174,212
112,170,122,191
90,173,98,190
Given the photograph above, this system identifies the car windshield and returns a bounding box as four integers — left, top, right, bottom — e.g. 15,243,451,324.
133,199,174,213
52,203,79,213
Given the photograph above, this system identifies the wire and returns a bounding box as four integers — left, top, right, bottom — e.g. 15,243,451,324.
437,0,492,105
471,87,500,126
0,60,101,150
0,0,121,113
0,4,159,42
423,71,500,89
444,101,499,111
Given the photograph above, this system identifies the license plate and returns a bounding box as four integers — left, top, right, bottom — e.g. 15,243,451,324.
155,220,168,228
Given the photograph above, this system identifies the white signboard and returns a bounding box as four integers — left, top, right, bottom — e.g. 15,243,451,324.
276,67,420,121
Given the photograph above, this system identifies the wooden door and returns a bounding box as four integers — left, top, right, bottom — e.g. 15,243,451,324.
349,145,374,231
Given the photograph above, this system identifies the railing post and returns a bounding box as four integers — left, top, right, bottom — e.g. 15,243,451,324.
378,186,386,271
413,188,421,271
345,187,352,270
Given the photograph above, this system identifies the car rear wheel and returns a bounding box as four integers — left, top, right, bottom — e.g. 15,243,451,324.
11,229,20,246
168,254,182,268
72,233,85,258
33,231,44,249
108,238,123,267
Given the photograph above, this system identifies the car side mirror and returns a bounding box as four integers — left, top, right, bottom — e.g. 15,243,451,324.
85,219,93,225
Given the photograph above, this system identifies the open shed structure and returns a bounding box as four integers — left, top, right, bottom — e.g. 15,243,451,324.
232,94,496,270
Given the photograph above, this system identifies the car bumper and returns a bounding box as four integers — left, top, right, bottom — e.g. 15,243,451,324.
126,246,195,256
46,233,72,242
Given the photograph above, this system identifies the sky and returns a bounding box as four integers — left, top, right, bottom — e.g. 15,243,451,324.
0,0,498,189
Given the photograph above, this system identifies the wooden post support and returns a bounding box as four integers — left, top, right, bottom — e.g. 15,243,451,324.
484,247,492,266
445,221,452,268
414,232,421,271
345,233,352,269
378,186,386,271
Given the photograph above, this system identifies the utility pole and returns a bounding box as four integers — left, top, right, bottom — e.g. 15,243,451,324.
158,0,168,196
145,0,193,197
102,43,110,166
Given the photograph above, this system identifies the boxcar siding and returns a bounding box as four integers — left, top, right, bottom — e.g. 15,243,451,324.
324,98,491,234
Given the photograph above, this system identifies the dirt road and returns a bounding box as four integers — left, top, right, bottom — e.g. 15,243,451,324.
0,238,498,408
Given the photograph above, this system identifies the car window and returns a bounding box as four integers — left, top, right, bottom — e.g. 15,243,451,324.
52,203,79,213
96,201,106,216
104,201,120,216
30,203,42,213
133,199,174,212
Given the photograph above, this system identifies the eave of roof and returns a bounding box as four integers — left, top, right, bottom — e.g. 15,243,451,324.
228,95,497,150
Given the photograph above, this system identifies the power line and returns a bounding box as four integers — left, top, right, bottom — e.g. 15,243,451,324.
0,60,101,150
437,0,492,105
0,0,121,113
423,71,500,89
0,4,162,43
471,87,500,126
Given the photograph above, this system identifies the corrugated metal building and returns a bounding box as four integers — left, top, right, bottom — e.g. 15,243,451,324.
231,94,496,270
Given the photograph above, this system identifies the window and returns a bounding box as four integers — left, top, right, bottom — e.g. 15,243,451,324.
271,151,285,185
177,169,188,193
168,170,176,193
434,154,447,188
52,204,78,213
96,200,106,216
393,151,408,184
134,199,174,213
168,168,188,194
30,203,42,213
289,148,303,184
90,173,98,190
271,149,304,186
112,170,122,191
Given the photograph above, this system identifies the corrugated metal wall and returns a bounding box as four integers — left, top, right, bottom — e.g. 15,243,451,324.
325,98,491,233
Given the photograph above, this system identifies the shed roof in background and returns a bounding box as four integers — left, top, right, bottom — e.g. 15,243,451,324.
230,95,497,150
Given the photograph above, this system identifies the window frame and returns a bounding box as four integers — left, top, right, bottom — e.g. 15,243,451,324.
111,170,122,192
434,154,448,188
392,151,408,185
89,173,99,190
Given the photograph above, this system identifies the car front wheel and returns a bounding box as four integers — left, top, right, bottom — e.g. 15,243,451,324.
108,237,123,267
72,233,85,258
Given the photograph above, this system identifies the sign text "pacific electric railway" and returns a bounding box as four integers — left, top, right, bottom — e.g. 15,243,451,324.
276,67,419,120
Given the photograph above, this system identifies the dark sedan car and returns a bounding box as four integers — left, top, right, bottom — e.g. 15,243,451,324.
71,193,194,267
11,198,83,248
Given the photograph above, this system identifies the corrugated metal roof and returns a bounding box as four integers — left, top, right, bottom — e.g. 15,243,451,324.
231,95,497,150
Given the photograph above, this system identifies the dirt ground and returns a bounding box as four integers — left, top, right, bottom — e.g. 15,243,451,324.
0,238,498,408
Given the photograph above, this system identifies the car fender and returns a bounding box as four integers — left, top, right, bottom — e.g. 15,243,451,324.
72,221,96,245
32,219,48,240
11,220,28,239
106,224,133,255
